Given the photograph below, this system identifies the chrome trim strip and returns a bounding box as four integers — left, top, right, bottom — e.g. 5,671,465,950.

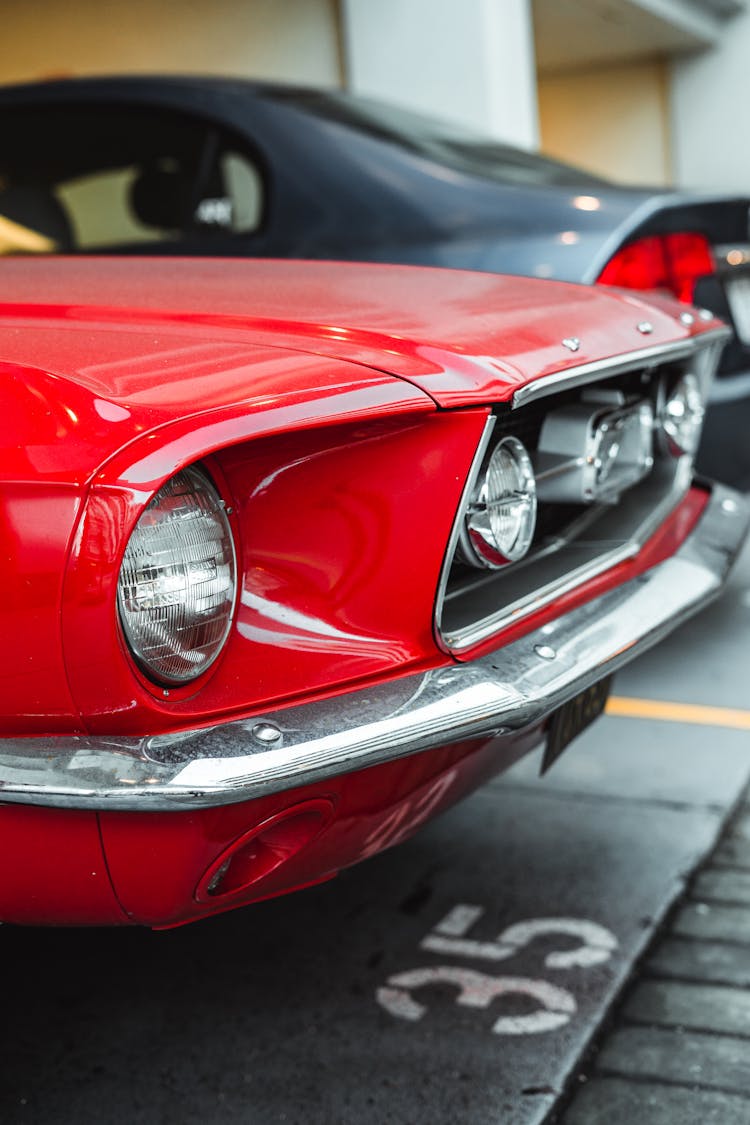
511,331,730,409
0,485,746,812
432,414,496,654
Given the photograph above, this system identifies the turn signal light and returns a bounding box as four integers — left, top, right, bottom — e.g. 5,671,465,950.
597,232,715,303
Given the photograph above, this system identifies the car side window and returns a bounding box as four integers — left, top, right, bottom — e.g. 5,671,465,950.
57,166,178,249
221,152,263,233
56,150,263,250
0,104,265,254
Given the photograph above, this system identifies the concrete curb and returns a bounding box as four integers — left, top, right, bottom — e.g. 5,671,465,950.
560,789,750,1124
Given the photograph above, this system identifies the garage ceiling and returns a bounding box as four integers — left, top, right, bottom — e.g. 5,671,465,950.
533,0,745,74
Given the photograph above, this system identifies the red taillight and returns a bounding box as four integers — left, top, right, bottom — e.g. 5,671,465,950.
597,232,715,304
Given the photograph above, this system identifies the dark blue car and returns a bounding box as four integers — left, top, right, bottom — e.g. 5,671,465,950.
1,74,748,483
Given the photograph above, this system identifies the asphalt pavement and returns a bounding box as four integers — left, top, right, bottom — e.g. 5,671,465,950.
1,543,748,1124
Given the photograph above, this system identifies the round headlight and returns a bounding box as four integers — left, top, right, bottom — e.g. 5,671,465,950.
461,436,537,568
117,466,237,685
660,373,704,457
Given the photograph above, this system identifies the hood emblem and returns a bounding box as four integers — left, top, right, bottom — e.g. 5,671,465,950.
562,337,581,352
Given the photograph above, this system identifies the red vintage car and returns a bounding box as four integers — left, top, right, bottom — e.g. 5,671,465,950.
0,257,746,928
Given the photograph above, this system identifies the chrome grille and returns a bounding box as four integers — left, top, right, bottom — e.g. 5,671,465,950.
436,332,728,652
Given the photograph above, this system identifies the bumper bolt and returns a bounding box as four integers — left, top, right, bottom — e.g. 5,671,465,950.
252,722,282,745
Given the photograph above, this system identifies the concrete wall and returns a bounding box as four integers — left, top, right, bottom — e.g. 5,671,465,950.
538,61,672,185
342,0,539,148
671,5,750,191
0,0,342,87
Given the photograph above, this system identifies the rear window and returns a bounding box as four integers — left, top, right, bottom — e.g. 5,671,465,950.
0,103,264,254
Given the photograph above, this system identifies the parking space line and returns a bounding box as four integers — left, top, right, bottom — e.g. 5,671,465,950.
606,696,750,730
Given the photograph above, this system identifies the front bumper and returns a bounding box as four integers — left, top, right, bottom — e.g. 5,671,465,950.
0,484,747,813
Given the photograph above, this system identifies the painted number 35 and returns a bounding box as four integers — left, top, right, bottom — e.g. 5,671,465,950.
376,904,617,1035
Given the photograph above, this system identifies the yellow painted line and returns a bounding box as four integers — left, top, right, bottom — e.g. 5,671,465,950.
606,695,750,731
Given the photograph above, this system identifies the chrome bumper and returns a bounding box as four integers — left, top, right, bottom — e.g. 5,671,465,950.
0,484,747,812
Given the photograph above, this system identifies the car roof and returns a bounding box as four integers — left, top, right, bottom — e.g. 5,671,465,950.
0,74,610,190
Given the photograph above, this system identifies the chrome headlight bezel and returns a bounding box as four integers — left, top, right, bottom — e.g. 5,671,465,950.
658,371,705,458
117,465,237,686
459,435,537,569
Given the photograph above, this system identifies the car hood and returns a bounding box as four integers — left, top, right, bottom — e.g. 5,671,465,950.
0,258,704,419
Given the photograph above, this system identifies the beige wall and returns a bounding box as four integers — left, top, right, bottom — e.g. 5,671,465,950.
538,61,672,186
0,0,342,86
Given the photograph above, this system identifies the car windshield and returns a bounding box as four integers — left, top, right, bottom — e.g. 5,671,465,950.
269,89,611,189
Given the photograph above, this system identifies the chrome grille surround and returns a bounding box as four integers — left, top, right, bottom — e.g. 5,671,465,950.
436,329,731,654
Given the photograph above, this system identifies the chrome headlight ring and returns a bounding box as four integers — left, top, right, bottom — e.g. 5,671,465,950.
459,435,537,569
658,371,705,458
117,465,237,685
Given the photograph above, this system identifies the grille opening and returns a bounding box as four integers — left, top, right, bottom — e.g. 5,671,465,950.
438,353,703,651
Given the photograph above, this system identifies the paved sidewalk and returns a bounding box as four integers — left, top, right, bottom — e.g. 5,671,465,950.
560,788,750,1124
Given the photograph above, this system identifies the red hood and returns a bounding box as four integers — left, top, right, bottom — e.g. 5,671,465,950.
0,257,711,413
